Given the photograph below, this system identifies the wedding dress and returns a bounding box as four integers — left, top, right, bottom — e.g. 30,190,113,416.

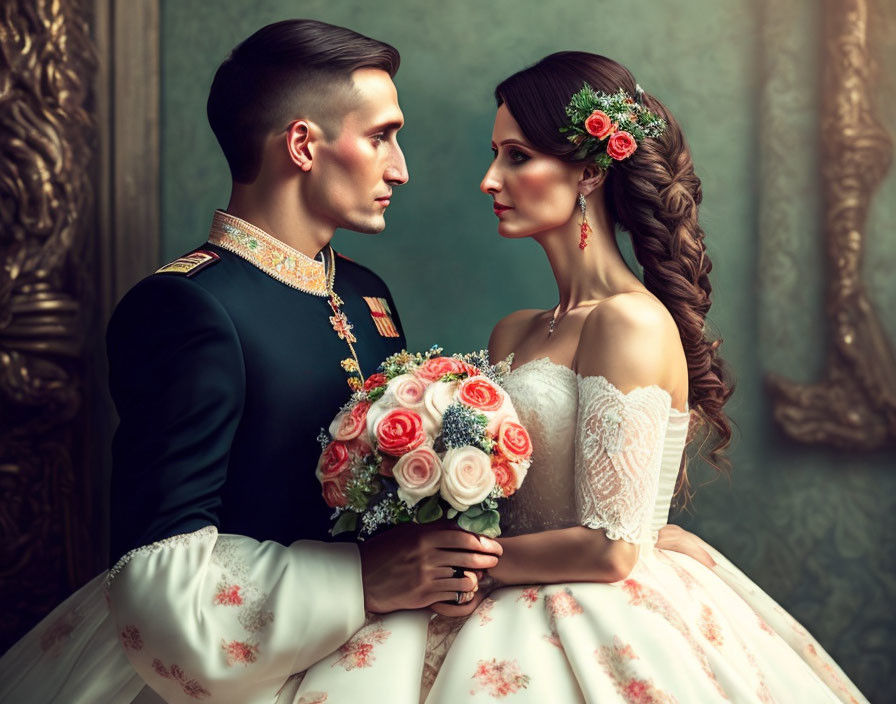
289,356,868,704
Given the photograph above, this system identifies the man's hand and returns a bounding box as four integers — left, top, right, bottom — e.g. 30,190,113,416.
655,524,716,569
358,522,502,614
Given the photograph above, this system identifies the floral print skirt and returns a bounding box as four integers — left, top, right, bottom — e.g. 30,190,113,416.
288,546,867,703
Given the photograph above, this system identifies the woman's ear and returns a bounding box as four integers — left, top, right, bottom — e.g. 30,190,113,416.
285,120,314,172
578,164,607,197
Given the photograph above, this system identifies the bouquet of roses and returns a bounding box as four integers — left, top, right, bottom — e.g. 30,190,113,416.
315,347,532,539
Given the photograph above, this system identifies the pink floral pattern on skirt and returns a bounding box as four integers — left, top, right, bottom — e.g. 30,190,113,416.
470,658,530,698
698,604,724,648
119,624,143,651
151,659,211,699
622,579,729,699
221,639,259,666
333,619,390,670
517,587,541,607
596,636,678,704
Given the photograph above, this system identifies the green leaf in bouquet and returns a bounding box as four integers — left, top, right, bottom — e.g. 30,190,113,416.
416,494,444,523
332,511,359,535
367,386,386,403
446,508,459,519
457,509,501,537
463,504,485,518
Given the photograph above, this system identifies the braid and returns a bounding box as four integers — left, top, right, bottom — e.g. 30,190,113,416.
607,95,734,492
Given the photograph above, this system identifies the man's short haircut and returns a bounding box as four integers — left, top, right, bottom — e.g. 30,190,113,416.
207,19,400,183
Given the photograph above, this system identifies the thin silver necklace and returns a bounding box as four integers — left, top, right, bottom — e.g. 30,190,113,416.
548,300,602,337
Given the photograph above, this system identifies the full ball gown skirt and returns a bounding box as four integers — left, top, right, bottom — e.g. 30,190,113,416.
287,357,868,704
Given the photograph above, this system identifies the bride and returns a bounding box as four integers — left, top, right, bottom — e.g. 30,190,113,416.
289,52,868,703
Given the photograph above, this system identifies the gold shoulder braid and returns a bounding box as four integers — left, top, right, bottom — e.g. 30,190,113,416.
208,210,364,390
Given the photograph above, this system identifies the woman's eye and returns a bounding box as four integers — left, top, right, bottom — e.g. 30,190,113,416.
491,148,498,160
509,149,529,163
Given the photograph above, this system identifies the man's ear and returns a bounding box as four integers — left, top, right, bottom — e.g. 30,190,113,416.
285,120,314,172
578,164,607,197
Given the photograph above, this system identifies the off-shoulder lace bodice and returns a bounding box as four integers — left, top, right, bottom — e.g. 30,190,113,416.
501,357,689,545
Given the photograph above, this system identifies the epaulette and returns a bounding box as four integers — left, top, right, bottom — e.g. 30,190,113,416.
155,249,221,277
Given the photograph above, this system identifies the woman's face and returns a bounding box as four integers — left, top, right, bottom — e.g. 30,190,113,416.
480,104,581,239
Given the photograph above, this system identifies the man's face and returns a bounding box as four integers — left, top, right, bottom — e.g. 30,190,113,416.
306,68,408,234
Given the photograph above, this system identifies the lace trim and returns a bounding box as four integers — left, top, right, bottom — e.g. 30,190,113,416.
575,376,670,545
105,525,218,588
208,210,333,297
511,357,689,417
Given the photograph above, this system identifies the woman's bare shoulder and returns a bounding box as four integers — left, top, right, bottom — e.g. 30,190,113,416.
575,292,684,390
488,309,543,362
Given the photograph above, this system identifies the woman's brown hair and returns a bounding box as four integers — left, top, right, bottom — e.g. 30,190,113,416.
496,52,734,495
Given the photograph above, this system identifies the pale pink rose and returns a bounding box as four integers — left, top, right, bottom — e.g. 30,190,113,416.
393,446,442,506
380,373,428,411
440,446,496,512
328,401,370,441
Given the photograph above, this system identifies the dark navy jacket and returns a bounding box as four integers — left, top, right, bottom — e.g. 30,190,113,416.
107,242,405,563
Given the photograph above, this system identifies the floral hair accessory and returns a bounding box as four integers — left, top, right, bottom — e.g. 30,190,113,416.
560,83,667,168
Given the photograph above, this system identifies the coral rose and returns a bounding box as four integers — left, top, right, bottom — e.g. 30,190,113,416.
315,441,351,481
363,373,387,392
393,446,442,507
440,446,496,512
416,356,470,383
321,472,350,508
492,459,518,497
584,110,615,139
375,408,427,456
458,376,504,412
329,401,370,442
606,130,637,160
496,421,533,462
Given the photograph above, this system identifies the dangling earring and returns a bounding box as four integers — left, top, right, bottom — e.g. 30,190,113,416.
578,193,592,250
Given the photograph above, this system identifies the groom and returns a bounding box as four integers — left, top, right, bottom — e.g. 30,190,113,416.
104,20,499,703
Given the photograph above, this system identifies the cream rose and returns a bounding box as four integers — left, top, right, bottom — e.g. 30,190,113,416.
393,446,442,507
485,396,517,435
440,446,496,512
421,380,459,435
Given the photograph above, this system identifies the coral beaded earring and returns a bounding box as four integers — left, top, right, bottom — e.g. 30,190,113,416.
578,193,592,250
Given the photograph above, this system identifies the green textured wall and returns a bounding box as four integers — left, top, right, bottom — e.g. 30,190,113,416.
161,1,895,700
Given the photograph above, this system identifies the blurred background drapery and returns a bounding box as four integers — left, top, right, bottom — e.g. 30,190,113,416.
1,0,893,700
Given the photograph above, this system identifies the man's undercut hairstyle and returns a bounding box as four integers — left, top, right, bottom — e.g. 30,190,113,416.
207,19,400,184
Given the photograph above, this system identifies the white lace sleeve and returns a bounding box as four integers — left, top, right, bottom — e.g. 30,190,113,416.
574,375,671,544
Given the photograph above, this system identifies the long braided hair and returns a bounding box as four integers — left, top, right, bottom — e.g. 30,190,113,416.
495,52,734,496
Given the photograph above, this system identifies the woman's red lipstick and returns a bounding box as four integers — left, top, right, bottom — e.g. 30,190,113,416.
493,202,512,215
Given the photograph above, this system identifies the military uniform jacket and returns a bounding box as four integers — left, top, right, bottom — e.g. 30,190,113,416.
103,210,406,703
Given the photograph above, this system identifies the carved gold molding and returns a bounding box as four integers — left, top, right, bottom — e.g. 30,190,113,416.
0,0,98,648
766,0,896,449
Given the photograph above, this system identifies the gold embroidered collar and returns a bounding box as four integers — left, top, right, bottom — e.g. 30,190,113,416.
207,210,334,296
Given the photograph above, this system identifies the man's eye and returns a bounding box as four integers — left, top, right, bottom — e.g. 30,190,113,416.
372,134,385,144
